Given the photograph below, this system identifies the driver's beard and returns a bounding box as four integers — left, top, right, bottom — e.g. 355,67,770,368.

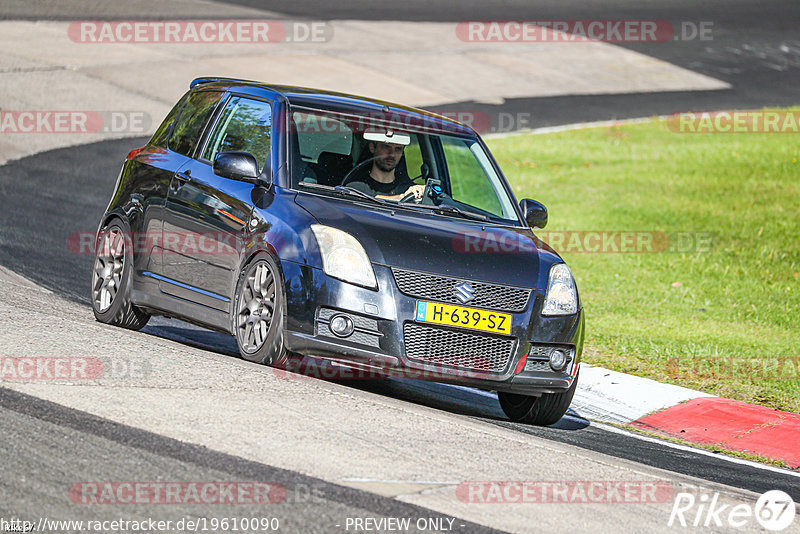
374,158,398,173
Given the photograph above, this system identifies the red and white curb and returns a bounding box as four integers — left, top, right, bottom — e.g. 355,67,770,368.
571,364,713,425
572,364,800,469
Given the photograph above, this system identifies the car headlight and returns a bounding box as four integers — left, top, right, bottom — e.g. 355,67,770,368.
311,225,377,289
542,263,578,315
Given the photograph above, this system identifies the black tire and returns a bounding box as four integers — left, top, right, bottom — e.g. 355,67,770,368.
498,373,579,426
233,253,294,369
91,221,150,330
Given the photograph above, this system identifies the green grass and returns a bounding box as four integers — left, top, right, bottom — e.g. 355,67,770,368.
486,112,800,413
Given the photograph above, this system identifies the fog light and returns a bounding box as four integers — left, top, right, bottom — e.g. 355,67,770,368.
329,314,355,338
549,349,569,372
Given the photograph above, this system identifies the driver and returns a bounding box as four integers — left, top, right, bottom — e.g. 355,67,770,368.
346,139,425,201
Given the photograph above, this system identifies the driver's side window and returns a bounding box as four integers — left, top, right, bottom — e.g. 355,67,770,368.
201,96,272,173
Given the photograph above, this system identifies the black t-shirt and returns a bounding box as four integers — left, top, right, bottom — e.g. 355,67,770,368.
346,166,413,197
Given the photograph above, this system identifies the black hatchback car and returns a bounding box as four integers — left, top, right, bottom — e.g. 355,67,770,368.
92,78,585,425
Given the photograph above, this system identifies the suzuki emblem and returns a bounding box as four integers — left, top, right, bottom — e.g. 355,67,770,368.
454,282,475,304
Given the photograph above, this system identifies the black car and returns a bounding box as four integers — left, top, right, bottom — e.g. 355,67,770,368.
92,77,585,425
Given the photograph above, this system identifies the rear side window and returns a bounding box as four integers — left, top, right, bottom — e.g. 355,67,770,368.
201,96,273,173
292,111,351,162
169,91,223,157
150,93,188,148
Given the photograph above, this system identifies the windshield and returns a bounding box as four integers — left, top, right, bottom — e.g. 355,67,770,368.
289,107,521,224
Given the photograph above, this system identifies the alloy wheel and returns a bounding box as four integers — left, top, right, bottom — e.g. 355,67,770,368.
237,261,276,352
92,228,125,312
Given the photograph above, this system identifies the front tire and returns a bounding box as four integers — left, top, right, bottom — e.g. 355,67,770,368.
91,221,150,330
233,253,292,368
498,373,579,426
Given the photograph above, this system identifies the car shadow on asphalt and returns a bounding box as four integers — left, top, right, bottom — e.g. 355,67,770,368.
139,316,590,432
141,317,240,357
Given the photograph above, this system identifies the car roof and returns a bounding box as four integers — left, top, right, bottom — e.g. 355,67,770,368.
190,77,475,136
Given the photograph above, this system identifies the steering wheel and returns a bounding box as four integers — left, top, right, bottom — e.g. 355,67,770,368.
341,157,377,186
400,190,424,203
401,181,443,206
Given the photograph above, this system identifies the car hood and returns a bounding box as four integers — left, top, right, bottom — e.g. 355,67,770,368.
294,194,562,289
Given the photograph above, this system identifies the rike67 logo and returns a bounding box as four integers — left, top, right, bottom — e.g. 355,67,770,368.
669,490,796,531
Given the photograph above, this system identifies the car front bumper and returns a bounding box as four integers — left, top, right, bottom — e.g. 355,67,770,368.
280,260,584,395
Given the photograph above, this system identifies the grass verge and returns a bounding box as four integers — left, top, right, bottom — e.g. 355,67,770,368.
487,112,800,413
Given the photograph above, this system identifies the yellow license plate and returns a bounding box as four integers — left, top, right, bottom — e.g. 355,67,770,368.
415,301,512,335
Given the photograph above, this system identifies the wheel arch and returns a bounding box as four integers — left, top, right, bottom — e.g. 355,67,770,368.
238,240,285,281
97,210,131,235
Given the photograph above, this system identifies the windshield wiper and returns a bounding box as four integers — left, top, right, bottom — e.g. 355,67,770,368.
298,182,390,206
333,185,392,206
407,202,489,221
435,205,489,221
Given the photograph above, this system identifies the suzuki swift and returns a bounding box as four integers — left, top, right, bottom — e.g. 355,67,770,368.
92,77,585,425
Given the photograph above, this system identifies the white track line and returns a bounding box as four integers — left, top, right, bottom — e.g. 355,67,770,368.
590,419,800,479
449,386,799,477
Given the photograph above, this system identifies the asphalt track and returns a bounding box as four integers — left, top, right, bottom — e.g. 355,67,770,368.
0,138,798,511
217,0,800,127
0,387,498,534
8,0,798,125
1,1,800,531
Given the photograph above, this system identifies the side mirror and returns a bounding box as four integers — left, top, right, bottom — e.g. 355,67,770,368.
213,151,260,182
520,198,548,228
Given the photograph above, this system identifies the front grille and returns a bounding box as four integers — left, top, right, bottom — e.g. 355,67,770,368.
392,268,530,312
403,323,516,373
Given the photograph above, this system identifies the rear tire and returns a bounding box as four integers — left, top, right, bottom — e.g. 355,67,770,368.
498,373,579,426
91,221,150,330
